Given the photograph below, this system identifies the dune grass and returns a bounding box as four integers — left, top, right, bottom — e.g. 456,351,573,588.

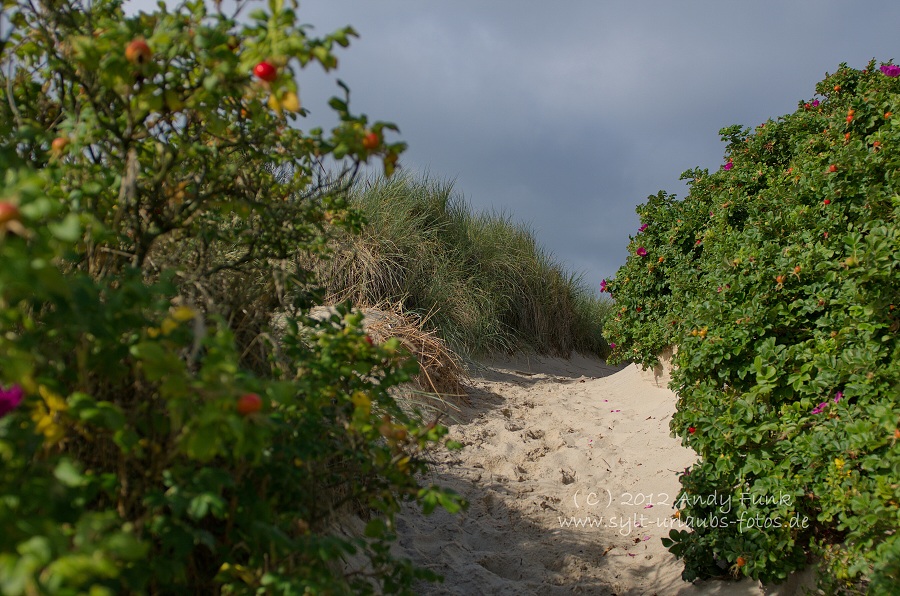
311,173,613,358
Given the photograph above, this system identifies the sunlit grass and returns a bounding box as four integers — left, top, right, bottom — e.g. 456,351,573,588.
312,173,614,358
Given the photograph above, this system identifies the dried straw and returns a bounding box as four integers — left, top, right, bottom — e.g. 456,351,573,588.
308,303,467,404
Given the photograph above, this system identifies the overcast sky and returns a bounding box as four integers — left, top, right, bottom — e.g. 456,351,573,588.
131,1,900,292
290,1,900,292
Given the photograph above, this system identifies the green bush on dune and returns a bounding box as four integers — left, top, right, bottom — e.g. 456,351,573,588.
605,62,900,593
0,1,462,593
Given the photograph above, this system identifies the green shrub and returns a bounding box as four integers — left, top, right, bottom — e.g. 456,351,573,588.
0,1,461,593
312,173,613,357
605,61,900,593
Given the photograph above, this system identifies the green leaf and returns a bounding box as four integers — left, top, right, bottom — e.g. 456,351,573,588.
183,424,222,462
364,518,386,538
54,459,87,488
105,532,149,560
48,213,83,242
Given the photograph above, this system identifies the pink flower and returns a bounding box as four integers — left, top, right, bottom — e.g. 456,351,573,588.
723,161,733,171
638,223,649,233
600,279,608,292
0,384,24,418
609,342,616,350
812,391,843,415
812,99,820,107
636,246,648,257
880,64,900,77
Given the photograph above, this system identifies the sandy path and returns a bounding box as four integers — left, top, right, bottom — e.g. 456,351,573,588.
394,354,769,595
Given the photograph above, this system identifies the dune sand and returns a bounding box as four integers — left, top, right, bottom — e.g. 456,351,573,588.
392,354,800,595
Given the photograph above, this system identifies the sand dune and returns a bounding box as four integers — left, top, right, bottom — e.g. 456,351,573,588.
393,354,783,595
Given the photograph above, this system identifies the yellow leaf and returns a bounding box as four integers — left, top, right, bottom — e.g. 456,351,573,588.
39,386,68,413
171,305,196,322
351,391,371,417
280,91,300,112
32,388,68,444
268,93,282,115
161,317,178,336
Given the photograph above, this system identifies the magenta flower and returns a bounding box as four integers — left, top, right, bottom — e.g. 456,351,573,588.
0,384,24,418
880,64,900,77
811,401,828,415
609,342,616,350
812,99,820,107
638,223,649,233
600,279,608,293
833,391,843,404
636,246,648,257
723,161,733,171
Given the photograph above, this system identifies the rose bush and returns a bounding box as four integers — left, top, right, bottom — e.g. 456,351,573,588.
605,62,900,593
0,0,461,593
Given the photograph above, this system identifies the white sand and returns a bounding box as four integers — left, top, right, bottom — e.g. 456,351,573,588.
393,354,778,595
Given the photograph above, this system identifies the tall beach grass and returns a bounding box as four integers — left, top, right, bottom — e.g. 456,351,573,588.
310,173,613,358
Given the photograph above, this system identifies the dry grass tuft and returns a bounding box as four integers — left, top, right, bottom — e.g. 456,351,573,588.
309,303,467,410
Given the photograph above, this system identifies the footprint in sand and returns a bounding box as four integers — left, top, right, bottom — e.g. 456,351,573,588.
394,355,769,595
524,428,545,441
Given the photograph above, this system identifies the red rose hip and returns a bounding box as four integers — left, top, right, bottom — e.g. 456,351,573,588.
0,202,21,225
125,38,152,65
362,131,380,151
237,393,262,416
253,61,277,82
